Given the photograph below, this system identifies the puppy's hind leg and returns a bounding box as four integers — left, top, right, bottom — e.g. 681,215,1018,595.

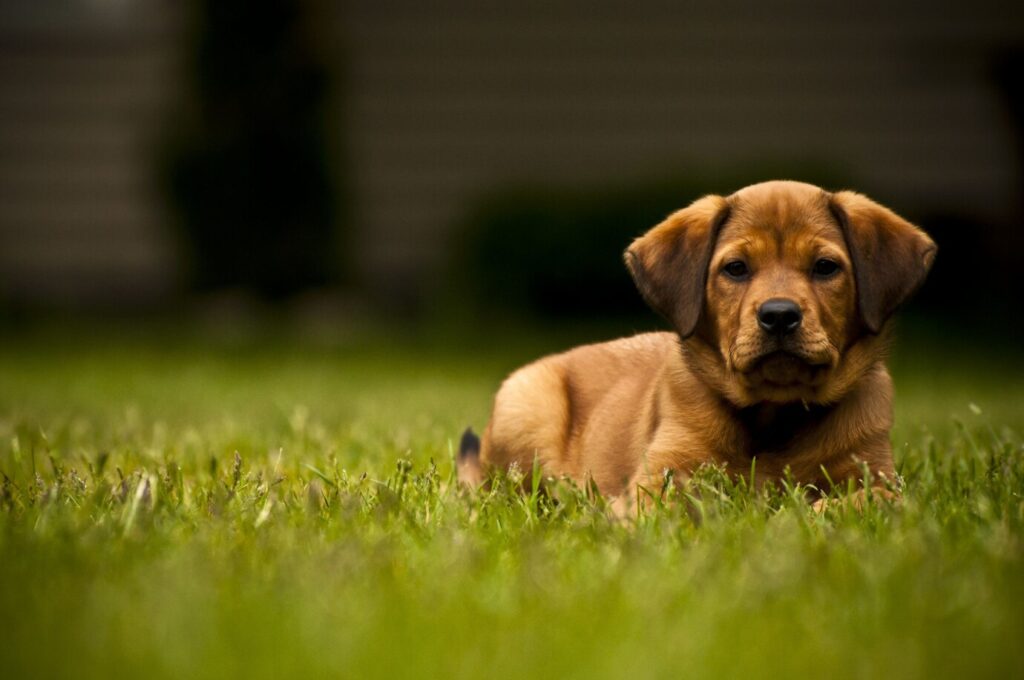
457,427,484,487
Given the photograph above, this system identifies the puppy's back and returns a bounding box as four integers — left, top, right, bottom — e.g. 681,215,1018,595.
478,332,675,483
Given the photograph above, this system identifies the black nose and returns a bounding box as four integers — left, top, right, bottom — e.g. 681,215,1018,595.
757,298,802,335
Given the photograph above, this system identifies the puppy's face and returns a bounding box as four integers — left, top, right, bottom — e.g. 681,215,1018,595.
705,184,854,403
626,180,935,406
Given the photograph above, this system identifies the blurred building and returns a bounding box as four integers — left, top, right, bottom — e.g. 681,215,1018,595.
0,1,181,307
1,0,1022,309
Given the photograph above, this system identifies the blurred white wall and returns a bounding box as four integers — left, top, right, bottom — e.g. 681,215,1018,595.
0,0,182,307
1,0,1021,307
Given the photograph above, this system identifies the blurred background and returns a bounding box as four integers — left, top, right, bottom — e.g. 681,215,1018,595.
0,0,1022,338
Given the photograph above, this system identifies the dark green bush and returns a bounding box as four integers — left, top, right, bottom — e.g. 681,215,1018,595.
161,0,344,299
451,163,853,321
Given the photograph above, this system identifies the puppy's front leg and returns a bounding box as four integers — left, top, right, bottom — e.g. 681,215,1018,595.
812,461,901,513
811,443,901,513
812,484,899,513
612,465,690,519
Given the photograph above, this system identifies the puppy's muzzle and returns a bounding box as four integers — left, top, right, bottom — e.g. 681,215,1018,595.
757,298,802,336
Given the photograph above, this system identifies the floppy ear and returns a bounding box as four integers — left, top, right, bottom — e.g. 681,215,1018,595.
624,195,731,338
829,191,937,333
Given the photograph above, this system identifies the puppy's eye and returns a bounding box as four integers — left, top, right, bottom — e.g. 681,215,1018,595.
812,258,841,278
723,260,749,280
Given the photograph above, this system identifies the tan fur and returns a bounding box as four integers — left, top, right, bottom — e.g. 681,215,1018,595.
463,181,935,513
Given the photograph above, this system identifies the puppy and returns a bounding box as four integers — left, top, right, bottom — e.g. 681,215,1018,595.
458,181,935,513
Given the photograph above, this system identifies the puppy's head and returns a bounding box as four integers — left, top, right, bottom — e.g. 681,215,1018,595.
625,180,935,405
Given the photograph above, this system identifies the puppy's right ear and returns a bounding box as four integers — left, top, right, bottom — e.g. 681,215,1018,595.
624,195,730,338
829,191,937,333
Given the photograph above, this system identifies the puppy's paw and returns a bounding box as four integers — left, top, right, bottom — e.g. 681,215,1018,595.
813,487,899,513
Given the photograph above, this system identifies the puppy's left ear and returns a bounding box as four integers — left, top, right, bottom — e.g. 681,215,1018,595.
624,195,730,338
829,191,937,333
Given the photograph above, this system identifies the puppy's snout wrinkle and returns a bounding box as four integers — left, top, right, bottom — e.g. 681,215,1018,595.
757,298,802,336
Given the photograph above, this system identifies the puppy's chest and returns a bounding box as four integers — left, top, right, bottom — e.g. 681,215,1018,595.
731,402,834,458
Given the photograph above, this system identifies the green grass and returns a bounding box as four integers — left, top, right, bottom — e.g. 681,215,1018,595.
1,323,1022,679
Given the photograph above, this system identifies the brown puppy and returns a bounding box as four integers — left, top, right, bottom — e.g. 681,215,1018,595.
458,181,936,513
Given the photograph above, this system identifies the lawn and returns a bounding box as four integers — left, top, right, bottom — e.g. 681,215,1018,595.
0,321,1022,679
